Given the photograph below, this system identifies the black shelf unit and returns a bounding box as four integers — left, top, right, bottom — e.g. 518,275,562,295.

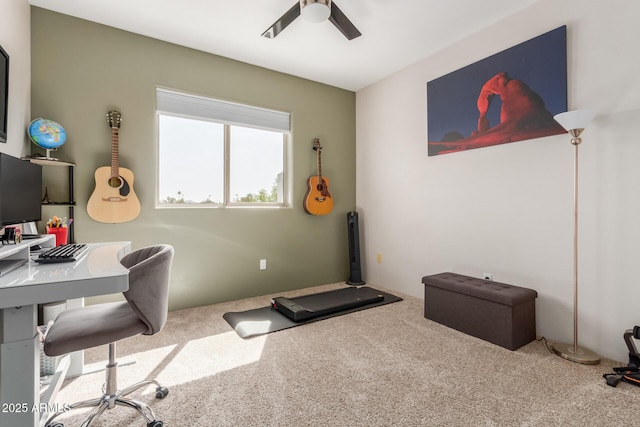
27,158,76,243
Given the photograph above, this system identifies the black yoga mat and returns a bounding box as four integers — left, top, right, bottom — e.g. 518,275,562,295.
223,286,402,338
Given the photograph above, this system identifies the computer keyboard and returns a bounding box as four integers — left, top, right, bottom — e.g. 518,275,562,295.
35,243,88,264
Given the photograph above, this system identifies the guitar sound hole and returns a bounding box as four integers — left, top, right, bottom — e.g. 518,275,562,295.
316,184,324,191
108,176,122,189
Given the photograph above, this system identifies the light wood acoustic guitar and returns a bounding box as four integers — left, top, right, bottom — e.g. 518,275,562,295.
87,110,141,223
303,138,333,215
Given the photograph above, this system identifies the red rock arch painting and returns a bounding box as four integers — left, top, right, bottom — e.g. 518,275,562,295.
427,26,567,156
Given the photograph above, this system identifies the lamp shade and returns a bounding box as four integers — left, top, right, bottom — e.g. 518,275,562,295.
300,0,331,23
553,110,596,131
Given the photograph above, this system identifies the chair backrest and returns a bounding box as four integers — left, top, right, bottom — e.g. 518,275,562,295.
120,244,174,335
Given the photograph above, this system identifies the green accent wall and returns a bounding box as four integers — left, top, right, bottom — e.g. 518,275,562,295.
31,7,356,311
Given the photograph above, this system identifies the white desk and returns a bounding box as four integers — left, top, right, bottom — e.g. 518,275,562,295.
0,239,130,427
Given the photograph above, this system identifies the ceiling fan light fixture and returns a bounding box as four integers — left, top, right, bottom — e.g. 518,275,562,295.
300,0,331,23
263,0,359,40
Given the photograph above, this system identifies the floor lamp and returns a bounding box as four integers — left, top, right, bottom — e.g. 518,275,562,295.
550,109,600,365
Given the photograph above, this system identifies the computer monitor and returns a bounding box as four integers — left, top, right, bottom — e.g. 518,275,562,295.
0,153,42,227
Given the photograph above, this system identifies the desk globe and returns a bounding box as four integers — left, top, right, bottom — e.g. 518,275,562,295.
28,118,67,160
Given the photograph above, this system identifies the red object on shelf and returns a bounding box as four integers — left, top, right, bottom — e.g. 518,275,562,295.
46,227,68,246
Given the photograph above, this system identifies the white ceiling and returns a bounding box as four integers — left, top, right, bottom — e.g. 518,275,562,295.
28,0,539,92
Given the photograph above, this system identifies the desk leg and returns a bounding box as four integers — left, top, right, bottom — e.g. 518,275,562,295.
0,305,39,427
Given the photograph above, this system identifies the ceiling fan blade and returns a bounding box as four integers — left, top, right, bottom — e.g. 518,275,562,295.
328,2,361,40
262,3,301,38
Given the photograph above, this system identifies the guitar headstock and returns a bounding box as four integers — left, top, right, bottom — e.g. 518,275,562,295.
107,110,122,129
312,138,322,151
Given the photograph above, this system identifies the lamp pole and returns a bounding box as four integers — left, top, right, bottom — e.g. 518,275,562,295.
571,130,581,356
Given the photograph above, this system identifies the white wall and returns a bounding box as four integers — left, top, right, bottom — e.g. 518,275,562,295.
356,0,640,362
0,0,31,157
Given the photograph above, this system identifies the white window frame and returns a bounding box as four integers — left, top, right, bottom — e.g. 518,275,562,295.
155,87,291,208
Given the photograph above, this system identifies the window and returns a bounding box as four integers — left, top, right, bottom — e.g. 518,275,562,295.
156,88,290,207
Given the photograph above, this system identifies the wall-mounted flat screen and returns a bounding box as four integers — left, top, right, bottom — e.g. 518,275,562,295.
0,44,8,144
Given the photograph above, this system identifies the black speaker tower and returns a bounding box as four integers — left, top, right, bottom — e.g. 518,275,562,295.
346,211,365,286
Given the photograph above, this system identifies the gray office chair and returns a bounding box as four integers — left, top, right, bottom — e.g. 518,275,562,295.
43,244,174,427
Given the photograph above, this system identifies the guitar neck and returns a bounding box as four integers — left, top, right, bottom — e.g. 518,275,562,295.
111,127,120,178
316,147,323,180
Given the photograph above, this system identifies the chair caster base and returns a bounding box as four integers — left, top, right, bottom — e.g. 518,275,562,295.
155,386,169,399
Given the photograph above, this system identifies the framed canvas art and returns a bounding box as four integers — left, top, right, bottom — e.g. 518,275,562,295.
427,26,567,156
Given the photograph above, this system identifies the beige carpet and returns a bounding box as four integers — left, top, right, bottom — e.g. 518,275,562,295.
47,283,637,426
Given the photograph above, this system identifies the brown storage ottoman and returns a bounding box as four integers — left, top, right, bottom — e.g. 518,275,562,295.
422,272,537,350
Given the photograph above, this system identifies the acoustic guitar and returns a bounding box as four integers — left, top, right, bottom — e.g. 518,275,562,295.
87,110,141,223
303,138,333,215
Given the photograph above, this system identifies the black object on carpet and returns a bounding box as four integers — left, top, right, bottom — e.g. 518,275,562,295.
223,286,402,338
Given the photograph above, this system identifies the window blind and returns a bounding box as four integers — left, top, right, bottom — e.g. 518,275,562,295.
156,88,290,133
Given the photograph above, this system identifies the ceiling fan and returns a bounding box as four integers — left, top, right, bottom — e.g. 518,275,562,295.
262,0,361,40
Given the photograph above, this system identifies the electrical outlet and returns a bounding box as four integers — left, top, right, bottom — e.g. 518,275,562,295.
483,273,493,281
376,253,382,263
260,259,267,270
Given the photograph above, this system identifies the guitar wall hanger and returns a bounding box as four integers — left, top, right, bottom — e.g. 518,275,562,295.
303,138,333,216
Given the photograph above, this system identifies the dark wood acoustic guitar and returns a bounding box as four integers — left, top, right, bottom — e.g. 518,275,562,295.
87,110,141,223
303,138,333,215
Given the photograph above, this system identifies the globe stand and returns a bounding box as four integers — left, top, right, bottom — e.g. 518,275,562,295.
42,148,58,161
